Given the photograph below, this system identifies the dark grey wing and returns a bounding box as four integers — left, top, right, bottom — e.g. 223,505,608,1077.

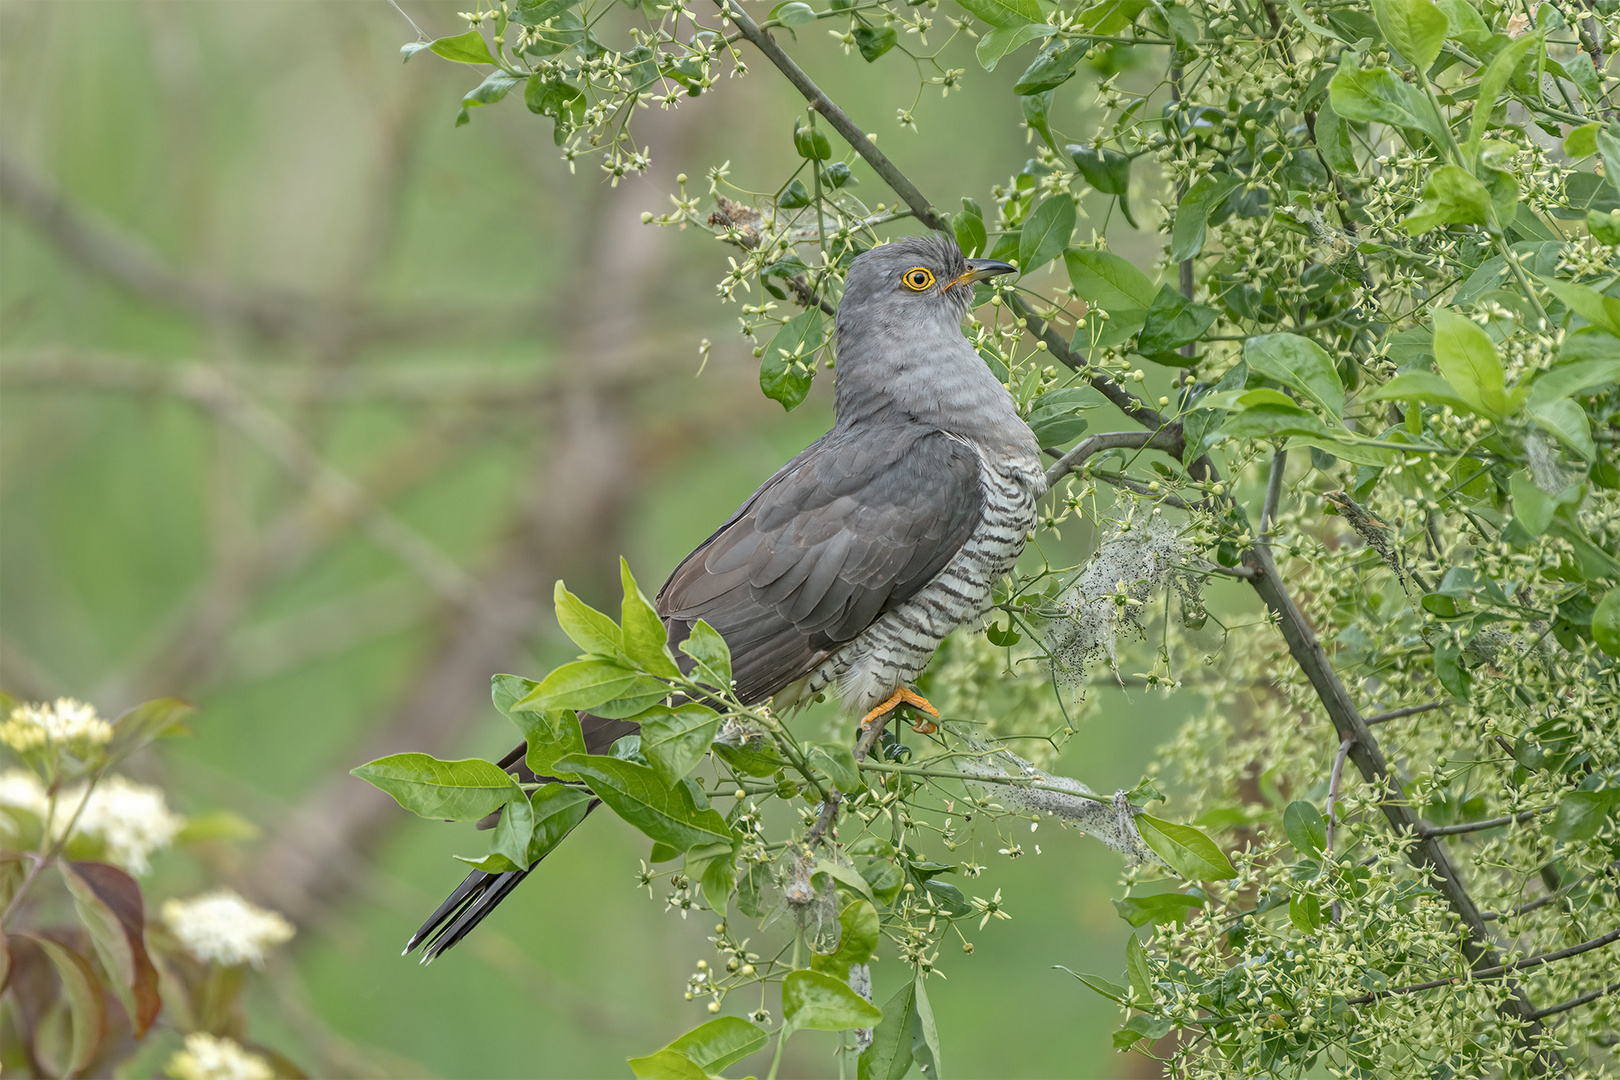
657,425,984,704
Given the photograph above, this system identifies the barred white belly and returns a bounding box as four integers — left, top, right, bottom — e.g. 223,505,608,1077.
786,447,1044,716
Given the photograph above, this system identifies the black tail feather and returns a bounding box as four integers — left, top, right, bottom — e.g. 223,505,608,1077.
407,716,635,962
405,866,533,963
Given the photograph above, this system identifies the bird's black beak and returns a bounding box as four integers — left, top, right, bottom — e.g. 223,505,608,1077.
947,258,1017,289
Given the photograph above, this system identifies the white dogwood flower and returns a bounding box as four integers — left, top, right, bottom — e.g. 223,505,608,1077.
165,1033,273,1080
55,775,185,875
162,889,295,967
0,698,114,752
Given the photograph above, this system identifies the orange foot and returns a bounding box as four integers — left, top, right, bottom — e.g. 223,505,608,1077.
860,687,941,735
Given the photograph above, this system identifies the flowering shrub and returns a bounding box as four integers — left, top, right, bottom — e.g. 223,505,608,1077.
372,0,1618,1074
0,695,295,1079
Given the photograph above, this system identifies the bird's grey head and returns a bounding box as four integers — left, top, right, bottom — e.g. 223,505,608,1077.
835,235,1015,343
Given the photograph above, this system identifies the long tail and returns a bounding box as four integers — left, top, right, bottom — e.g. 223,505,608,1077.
404,715,635,962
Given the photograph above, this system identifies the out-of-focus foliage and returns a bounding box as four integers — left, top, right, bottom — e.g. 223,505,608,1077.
0,694,296,1079
385,0,1620,1073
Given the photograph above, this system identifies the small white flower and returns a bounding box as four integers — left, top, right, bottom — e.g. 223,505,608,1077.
0,698,113,752
165,1033,274,1080
57,776,184,875
0,768,48,814
162,889,295,966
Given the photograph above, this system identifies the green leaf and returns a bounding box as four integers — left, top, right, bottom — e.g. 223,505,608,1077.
1329,65,1447,149
1432,308,1507,417
782,969,884,1035
953,201,987,257
665,1016,768,1072
858,980,916,1080
1220,401,1334,441
1113,1013,1174,1050
1528,398,1595,459
528,782,594,859
556,754,735,852
1434,638,1472,700
1371,0,1447,72
1069,145,1131,196
1243,333,1344,420
1510,471,1565,537
1289,890,1324,932
1592,589,1620,656
108,697,195,757
620,558,679,677
1124,934,1153,1003
1136,814,1237,879
793,117,832,160
25,935,105,1076
760,308,824,410
1012,38,1086,95
430,29,497,64
1588,209,1620,245
853,25,899,61
1466,33,1543,164
955,0,1041,27
351,753,517,820
1282,800,1327,857
1017,196,1075,274
1057,967,1127,1002
807,742,864,793
522,710,588,778
1171,174,1241,262
462,70,522,113
1136,283,1217,357
641,704,722,786
1112,890,1206,926
812,899,880,973
1313,100,1357,173
1404,164,1494,235
911,974,942,1076
625,1050,710,1080
1363,372,1475,413
1539,276,1620,336
679,620,732,689
770,0,817,25
1434,0,1490,43
555,581,623,659
517,659,669,719
61,862,159,1037
813,858,877,906
1565,122,1601,159
1064,249,1156,312
512,0,579,23
1549,789,1618,841
976,22,1053,70
484,781,536,868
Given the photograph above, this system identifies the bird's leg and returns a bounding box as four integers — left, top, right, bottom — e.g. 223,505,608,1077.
860,687,940,735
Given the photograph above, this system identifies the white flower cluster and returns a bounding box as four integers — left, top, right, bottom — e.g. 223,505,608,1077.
165,1033,273,1080
162,889,295,967
0,697,113,752
0,769,184,874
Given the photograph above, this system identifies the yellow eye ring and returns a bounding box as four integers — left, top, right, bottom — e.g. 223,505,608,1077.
902,267,935,291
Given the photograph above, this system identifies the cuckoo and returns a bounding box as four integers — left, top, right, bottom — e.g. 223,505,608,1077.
406,234,1043,960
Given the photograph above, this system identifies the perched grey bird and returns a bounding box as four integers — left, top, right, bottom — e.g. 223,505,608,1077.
406,234,1043,960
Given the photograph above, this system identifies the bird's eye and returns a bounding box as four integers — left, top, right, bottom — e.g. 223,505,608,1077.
901,267,935,291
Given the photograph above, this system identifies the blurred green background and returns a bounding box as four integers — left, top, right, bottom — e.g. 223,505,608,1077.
0,2,1184,1075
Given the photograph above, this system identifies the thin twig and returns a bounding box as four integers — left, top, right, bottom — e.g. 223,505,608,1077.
1346,927,1620,1005
716,1,946,231
1365,702,1446,725
1043,430,1181,493
1483,877,1587,923
803,713,891,850
1325,736,1354,923
1090,470,1193,510
1418,808,1545,839
1527,981,1620,1021
1260,448,1287,537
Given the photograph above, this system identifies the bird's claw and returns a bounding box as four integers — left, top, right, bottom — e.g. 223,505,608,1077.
860,688,940,734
